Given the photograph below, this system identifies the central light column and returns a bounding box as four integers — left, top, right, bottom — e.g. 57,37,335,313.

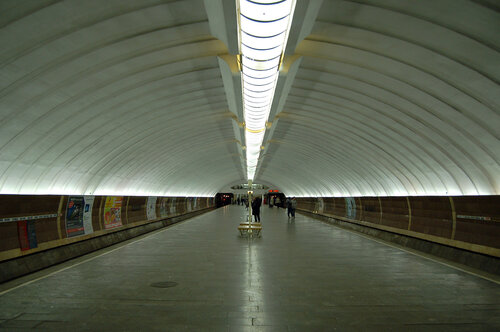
237,0,296,180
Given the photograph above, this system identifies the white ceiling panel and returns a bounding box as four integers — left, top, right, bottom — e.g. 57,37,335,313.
0,0,498,197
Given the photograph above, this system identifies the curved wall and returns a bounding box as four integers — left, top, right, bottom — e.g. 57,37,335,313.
296,195,500,258
0,194,214,263
0,0,498,198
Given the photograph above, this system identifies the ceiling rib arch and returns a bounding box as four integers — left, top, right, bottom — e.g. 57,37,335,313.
265,120,423,196
259,0,499,196
0,0,498,197
287,82,492,194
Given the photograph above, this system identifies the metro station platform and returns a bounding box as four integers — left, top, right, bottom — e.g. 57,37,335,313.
0,205,499,331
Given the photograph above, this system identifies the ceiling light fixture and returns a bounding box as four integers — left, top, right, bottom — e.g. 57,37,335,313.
237,0,296,180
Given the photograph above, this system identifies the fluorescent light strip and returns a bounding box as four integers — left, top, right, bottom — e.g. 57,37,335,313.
238,0,296,180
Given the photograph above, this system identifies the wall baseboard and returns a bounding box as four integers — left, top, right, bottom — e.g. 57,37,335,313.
299,210,500,276
0,208,214,283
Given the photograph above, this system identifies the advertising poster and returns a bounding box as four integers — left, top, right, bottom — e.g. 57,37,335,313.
187,197,193,212
83,195,95,235
146,196,157,220
66,196,85,237
104,196,123,230
18,220,37,251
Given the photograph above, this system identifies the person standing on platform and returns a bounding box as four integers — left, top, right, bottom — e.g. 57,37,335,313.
291,197,297,219
252,196,261,222
275,196,281,209
286,197,292,218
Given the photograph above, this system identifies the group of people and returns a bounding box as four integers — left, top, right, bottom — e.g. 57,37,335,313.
239,195,296,222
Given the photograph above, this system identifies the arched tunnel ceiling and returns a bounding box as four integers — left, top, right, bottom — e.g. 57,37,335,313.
0,0,498,197
258,0,500,196
0,0,244,196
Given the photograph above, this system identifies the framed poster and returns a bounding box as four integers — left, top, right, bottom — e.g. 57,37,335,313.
103,196,123,229
66,196,85,237
83,195,95,235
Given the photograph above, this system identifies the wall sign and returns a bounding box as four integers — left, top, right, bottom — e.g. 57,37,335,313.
104,196,123,229
66,196,85,237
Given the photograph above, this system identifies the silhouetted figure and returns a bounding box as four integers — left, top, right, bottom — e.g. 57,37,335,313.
252,197,262,222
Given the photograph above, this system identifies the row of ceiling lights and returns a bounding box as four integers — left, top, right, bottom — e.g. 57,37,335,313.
237,0,296,180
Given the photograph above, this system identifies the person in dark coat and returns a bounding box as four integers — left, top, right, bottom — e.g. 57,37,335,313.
252,197,262,222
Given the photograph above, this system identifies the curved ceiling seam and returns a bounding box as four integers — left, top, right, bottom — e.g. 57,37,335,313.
22,76,225,187
260,162,348,196
32,101,230,193
281,108,442,194
289,82,490,193
470,1,500,13
284,100,446,193
0,42,225,154
0,44,225,154
136,164,237,196
0,22,213,102
0,0,63,30
297,40,499,132
291,81,498,193
288,99,477,195
264,136,381,192
264,139,386,195
274,119,420,195
339,0,500,52
298,58,499,143
313,19,500,84
8,85,228,189
271,118,415,194
0,54,219,128
139,143,241,183
290,79,478,167
102,151,239,196
39,120,232,195
260,166,348,197
302,37,499,114
295,66,500,161
1,38,224,123
0,0,204,69
76,108,232,171
267,124,407,195
113,138,238,185
16,77,224,166
79,125,235,196
69,102,230,183
150,156,242,192
292,59,500,182
290,74,497,192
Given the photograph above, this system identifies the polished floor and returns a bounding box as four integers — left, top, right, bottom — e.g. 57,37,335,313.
0,205,499,331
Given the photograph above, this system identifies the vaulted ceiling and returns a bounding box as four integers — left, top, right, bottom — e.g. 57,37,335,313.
0,0,498,197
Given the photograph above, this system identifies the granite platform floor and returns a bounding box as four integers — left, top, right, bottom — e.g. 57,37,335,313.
0,205,499,331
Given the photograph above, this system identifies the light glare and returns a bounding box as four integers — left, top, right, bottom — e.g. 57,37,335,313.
238,0,296,181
